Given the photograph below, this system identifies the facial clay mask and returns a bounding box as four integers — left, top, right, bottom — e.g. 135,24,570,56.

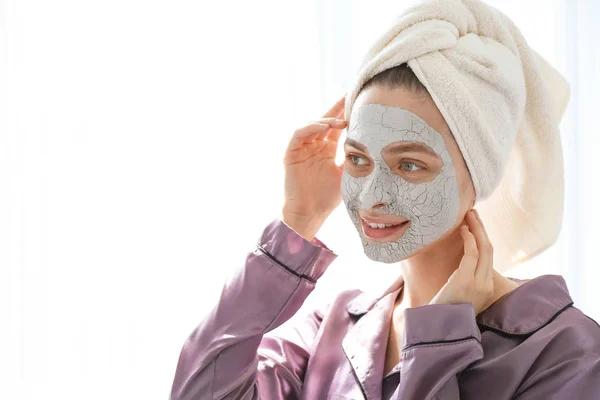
341,103,461,263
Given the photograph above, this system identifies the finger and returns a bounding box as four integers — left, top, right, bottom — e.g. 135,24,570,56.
325,118,347,144
322,95,346,119
316,119,347,141
316,117,346,125
313,117,347,140
458,224,478,276
474,209,494,281
287,123,330,151
473,209,489,238
467,210,493,282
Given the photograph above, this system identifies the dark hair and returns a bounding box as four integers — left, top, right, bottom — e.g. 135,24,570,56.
360,63,428,96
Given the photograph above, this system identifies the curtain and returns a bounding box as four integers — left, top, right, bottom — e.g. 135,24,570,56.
1,1,597,399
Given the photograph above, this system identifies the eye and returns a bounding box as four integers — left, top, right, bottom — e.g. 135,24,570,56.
346,154,369,166
400,160,425,172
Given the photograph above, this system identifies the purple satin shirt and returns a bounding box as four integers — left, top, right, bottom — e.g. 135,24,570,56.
170,219,600,399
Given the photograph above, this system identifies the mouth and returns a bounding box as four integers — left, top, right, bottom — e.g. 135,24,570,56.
360,216,411,241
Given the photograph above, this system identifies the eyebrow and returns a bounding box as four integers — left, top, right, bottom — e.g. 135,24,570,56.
344,138,439,158
344,138,368,152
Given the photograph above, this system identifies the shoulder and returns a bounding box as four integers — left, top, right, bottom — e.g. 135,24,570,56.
538,305,600,350
546,305,600,353
479,274,599,351
521,304,600,378
514,306,600,397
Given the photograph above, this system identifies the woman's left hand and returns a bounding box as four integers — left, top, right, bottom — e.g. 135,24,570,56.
429,209,495,315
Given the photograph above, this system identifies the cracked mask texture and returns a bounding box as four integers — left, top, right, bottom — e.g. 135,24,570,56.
341,104,461,263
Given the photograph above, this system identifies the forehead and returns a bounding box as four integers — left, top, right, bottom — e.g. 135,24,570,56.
347,103,447,156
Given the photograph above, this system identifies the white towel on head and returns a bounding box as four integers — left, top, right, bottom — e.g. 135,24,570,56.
344,0,570,272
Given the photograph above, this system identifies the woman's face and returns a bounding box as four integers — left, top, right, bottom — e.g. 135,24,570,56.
341,85,475,263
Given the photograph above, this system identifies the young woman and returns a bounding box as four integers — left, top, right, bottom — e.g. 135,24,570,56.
169,1,600,399
169,66,600,399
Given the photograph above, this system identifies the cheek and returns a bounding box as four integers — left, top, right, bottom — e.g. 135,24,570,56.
408,162,461,230
456,170,475,206
344,158,373,178
340,172,362,202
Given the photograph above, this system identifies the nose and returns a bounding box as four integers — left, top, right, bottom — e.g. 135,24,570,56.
358,168,394,210
370,200,388,209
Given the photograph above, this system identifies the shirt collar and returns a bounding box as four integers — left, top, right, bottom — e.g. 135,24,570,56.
346,274,574,336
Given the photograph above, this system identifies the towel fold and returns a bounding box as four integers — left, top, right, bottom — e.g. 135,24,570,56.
344,0,570,272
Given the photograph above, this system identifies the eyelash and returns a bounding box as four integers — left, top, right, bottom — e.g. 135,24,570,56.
345,154,426,172
346,154,368,166
401,160,425,172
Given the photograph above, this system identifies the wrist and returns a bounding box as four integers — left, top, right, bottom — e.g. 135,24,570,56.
280,208,325,242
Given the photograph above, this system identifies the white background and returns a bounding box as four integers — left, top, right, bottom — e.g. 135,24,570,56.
1,0,598,399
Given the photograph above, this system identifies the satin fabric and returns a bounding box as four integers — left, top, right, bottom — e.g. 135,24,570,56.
170,219,600,399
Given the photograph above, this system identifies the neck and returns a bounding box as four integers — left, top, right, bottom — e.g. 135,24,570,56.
394,226,517,311
397,227,465,308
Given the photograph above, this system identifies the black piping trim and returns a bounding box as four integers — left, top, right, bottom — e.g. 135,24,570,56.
402,335,481,352
255,242,316,284
477,302,574,338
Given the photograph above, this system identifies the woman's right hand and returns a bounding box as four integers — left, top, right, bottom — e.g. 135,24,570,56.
281,95,348,242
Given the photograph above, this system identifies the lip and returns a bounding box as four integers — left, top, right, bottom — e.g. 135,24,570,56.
359,214,409,225
360,217,411,241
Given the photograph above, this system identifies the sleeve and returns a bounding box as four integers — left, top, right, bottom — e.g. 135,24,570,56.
511,316,600,399
392,303,484,400
169,218,338,400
